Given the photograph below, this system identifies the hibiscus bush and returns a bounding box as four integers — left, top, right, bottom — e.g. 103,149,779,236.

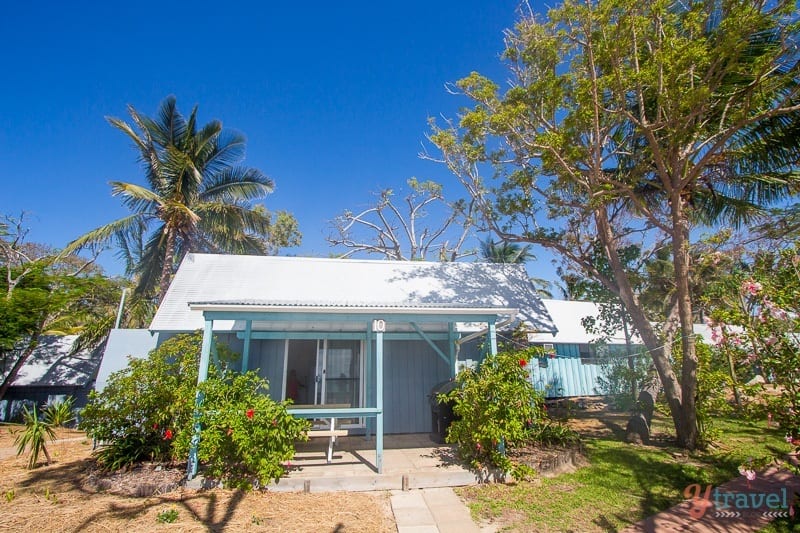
81,332,309,486
80,333,205,469
440,348,576,479
171,371,309,489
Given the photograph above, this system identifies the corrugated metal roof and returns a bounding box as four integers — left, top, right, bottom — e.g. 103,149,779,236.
527,299,718,345
527,299,630,344
150,254,557,333
5,335,102,388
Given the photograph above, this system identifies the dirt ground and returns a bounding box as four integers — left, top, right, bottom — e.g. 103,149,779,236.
0,425,396,532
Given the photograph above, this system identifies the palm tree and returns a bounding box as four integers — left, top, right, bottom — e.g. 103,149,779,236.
65,96,279,302
479,238,532,264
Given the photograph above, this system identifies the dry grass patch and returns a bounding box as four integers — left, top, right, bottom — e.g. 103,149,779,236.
0,425,395,532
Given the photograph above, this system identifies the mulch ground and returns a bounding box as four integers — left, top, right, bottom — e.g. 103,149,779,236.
0,425,395,532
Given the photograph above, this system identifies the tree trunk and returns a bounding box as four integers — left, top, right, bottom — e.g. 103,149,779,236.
0,336,38,403
621,313,637,401
626,370,661,444
594,210,688,444
158,229,176,304
671,190,699,450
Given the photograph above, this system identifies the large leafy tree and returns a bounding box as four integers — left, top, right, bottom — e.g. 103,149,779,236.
427,0,800,448
65,96,300,302
0,214,123,402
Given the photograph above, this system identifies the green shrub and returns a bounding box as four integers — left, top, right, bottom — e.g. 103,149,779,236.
80,332,309,488
172,371,310,489
79,333,207,469
440,349,546,477
44,396,76,427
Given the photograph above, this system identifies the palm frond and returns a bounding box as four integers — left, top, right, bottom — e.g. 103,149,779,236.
62,214,146,256
200,167,274,202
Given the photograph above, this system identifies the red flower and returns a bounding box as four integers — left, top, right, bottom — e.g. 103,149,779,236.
152,423,159,430
519,358,527,367
246,408,255,420
164,429,173,440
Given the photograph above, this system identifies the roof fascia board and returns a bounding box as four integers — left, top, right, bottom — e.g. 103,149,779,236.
190,303,518,315
236,331,452,341
199,310,516,323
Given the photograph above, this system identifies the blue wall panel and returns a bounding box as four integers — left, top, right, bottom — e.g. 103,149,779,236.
529,356,602,397
382,340,451,434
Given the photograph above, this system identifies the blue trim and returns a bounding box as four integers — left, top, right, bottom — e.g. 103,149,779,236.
188,319,213,479
376,329,384,474
288,407,380,418
448,322,457,377
203,310,502,323
235,330,451,341
365,324,373,440
241,320,252,371
410,322,449,366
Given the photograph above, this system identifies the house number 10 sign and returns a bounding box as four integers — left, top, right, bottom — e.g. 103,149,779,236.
372,319,386,333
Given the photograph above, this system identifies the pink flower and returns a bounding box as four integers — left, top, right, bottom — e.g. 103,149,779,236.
164,429,173,440
742,280,762,296
765,335,779,347
739,467,756,488
152,423,159,430
246,408,255,420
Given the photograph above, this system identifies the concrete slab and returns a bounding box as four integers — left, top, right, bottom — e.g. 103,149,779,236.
392,491,437,527
423,487,481,533
266,433,477,493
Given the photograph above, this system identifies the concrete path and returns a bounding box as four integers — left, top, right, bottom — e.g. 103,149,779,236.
622,466,800,532
390,487,492,533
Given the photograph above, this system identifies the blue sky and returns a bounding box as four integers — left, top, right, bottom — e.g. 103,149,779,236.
1,1,560,286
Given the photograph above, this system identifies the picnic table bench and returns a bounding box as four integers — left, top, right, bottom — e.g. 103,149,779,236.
288,404,351,463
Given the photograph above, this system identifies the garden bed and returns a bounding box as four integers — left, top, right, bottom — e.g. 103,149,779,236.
510,443,586,477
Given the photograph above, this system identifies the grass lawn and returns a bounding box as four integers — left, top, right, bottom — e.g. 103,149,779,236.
458,411,791,532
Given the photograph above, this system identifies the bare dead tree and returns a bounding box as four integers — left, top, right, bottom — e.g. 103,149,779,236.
327,178,478,261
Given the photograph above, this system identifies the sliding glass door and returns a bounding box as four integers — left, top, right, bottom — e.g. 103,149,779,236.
285,339,363,426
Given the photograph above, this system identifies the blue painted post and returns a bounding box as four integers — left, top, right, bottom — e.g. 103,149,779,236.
488,320,498,356
241,320,252,372
365,324,373,441
188,319,213,479
448,322,457,377
375,323,384,474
